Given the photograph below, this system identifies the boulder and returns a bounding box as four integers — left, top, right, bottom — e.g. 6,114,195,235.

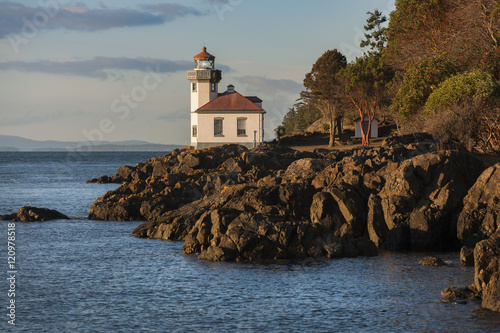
460,246,475,267
441,285,480,300
310,191,345,235
0,206,70,222
367,194,388,248
419,257,446,266
474,234,500,312
382,133,434,147
116,165,134,180
221,158,244,173
282,158,329,184
377,151,483,251
0,213,17,221
279,183,316,219
180,153,200,169
457,163,500,247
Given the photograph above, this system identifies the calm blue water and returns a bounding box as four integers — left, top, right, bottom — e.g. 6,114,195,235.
1,152,499,332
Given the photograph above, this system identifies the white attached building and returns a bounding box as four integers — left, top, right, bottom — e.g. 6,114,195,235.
355,115,379,138
187,47,265,149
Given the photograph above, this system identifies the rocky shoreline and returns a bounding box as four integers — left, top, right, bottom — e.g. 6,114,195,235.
87,133,499,312
0,206,69,222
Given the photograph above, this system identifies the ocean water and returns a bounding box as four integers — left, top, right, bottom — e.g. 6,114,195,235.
0,151,499,332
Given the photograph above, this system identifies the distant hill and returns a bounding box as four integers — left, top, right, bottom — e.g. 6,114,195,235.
0,135,180,152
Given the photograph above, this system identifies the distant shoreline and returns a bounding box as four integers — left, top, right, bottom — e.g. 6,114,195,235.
0,134,181,152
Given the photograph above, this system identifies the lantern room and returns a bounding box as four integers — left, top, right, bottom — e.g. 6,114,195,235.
194,46,215,69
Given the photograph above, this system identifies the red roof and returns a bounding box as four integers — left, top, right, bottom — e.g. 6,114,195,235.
196,92,265,113
218,91,262,103
245,96,263,103
194,47,215,61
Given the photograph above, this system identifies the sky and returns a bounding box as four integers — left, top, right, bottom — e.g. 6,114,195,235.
0,0,395,145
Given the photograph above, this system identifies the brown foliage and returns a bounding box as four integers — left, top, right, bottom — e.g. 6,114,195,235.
388,0,500,74
422,100,500,153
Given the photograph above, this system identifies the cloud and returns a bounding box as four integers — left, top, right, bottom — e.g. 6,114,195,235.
235,76,304,95
0,1,205,38
0,109,93,126
141,4,203,17
0,56,233,79
0,57,195,79
157,107,190,122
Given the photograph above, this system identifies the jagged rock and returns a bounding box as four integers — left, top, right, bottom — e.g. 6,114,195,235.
367,194,388,248
117,165,134,180
0,213,17,221
279,183,315,219
441,284,480,300
86,175,122,184
419,257,446,266
83,136,489,266
326,184,367,239
460,245,475,266
310,191,345,235
383,133,434,146
180,152,201,169
221,158,245,173
377,151,483,251
282,158,329,184
0,206,69,222
474,234,500,312
457,163,500,247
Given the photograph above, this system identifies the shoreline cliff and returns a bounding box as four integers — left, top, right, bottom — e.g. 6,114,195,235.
87,133,500,312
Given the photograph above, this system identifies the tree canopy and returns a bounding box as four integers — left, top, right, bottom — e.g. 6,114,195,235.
391,53,457,118
302,49,347,147
282,1,500,152
424,70,499,114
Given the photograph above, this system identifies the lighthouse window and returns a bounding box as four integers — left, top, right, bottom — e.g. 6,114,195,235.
192,125,197,137
237,117,247,136
211,83,216,92
214,117,224,136
192,83,197,92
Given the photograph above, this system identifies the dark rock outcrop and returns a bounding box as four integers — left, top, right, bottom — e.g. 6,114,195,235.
0,213,17,221
84,134,500,312
457,163,500,249
443,234,500,313
371,151,483,251
0,206,69,222
87,134,489,263
419,257,446,266
474,234,500,312
441,285,480,301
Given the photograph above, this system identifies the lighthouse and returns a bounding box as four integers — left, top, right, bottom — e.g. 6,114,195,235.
187,47,265,150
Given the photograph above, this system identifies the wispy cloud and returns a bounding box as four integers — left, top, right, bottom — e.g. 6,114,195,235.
0,2,205,38
0,109,93,126
0,57,194,79
0,56,233,79
235,76,304,95
157,107,190,122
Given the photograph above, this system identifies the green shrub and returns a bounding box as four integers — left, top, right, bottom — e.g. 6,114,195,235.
391,54,456,118
424,70,499,114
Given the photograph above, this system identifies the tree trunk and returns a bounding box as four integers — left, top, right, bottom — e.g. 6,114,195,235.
336,117,343,141
363,114,375,146
365,121,371,146
329,118,335,147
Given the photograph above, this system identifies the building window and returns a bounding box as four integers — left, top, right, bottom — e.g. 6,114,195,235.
192,125,197,137
237,117,247,136
211,83,216,92
214,117,223,136
192,83,197,92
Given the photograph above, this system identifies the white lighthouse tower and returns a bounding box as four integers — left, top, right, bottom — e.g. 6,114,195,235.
187,47,265,150
187,47,221,112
